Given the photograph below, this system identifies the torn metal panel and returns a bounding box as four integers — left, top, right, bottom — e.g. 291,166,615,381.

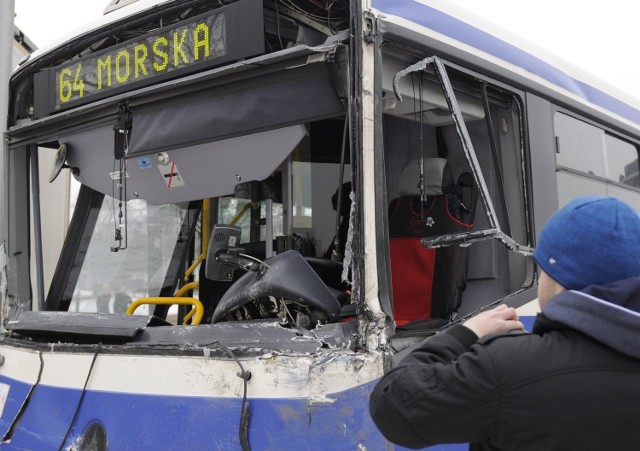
360,310,389,351
310,320,358,350
132,319,359,353
226,36,348,69
6,311,170,340
383,52,484,124
133,320,323,354
422,229,533,255
6,147,29,317
5,313,360,354
357,3,388,354
342,190,356,284
433,58,501,230
5,295,29,329
391,56,436,102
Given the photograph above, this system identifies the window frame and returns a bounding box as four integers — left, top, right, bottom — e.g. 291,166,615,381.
553,110,640,192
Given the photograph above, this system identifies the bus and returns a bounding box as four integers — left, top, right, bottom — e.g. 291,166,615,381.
3,0,640,449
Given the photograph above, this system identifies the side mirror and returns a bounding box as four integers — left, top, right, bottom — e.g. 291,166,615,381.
49,143,79,183
49,144,69,183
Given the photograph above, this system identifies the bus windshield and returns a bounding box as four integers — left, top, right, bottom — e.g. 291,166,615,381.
45,117,352,330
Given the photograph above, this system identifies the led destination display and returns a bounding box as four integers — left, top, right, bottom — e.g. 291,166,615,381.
34,1,264,115
56,12,226,109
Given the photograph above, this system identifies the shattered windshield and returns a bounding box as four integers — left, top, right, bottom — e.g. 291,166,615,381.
70,199,188,315
6,2,362,351
44,116,354,337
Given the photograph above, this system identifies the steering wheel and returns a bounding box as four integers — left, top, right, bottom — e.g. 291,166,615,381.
211,250,341,324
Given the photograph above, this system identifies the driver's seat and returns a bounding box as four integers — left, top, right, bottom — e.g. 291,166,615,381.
388,158,475,325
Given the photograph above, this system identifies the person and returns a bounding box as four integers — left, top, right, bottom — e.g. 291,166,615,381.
369,196,640,450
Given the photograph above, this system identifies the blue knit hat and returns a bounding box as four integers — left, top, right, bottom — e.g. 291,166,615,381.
533,196,640,290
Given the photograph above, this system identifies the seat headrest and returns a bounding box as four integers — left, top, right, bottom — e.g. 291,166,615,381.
398,158,454,197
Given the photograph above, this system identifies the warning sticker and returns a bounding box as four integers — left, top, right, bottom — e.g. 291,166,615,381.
158,161,185,188
109,171,129,181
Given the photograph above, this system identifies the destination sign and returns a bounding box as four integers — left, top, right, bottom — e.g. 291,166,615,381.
34,1,264,116
55,12,225,109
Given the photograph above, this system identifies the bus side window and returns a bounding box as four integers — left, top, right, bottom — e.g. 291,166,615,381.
554,112,640,210
383,68,532,329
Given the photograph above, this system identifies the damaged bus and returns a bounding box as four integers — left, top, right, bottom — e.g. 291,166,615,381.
2,0,640,449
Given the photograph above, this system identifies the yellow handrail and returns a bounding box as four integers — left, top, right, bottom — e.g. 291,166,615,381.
202,199,210,256
183,307,197,324
230,202,252,225
175,281,199,298
184,200,211,281
174,282,200,325
126,297,204,325
184,254,205,281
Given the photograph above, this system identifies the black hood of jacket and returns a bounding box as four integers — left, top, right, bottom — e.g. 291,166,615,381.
535,277,640,359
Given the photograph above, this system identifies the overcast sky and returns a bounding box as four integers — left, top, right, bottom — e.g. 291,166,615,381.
12,0,640,101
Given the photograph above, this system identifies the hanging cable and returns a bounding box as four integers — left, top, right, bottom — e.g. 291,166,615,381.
58,343,102,451
112,101,132,252
216,345,251,451
331,113,349,262
274,0,285,50
410,73,426,215
418,74,425,211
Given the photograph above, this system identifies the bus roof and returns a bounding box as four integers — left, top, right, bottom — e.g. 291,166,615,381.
16,0,172,70
372,0,640,130
17,0,640,131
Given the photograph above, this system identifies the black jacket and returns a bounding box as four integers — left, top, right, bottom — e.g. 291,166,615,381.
369,277,640,450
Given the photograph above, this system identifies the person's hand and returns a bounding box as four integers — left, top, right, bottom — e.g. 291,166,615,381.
463,304,524,339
